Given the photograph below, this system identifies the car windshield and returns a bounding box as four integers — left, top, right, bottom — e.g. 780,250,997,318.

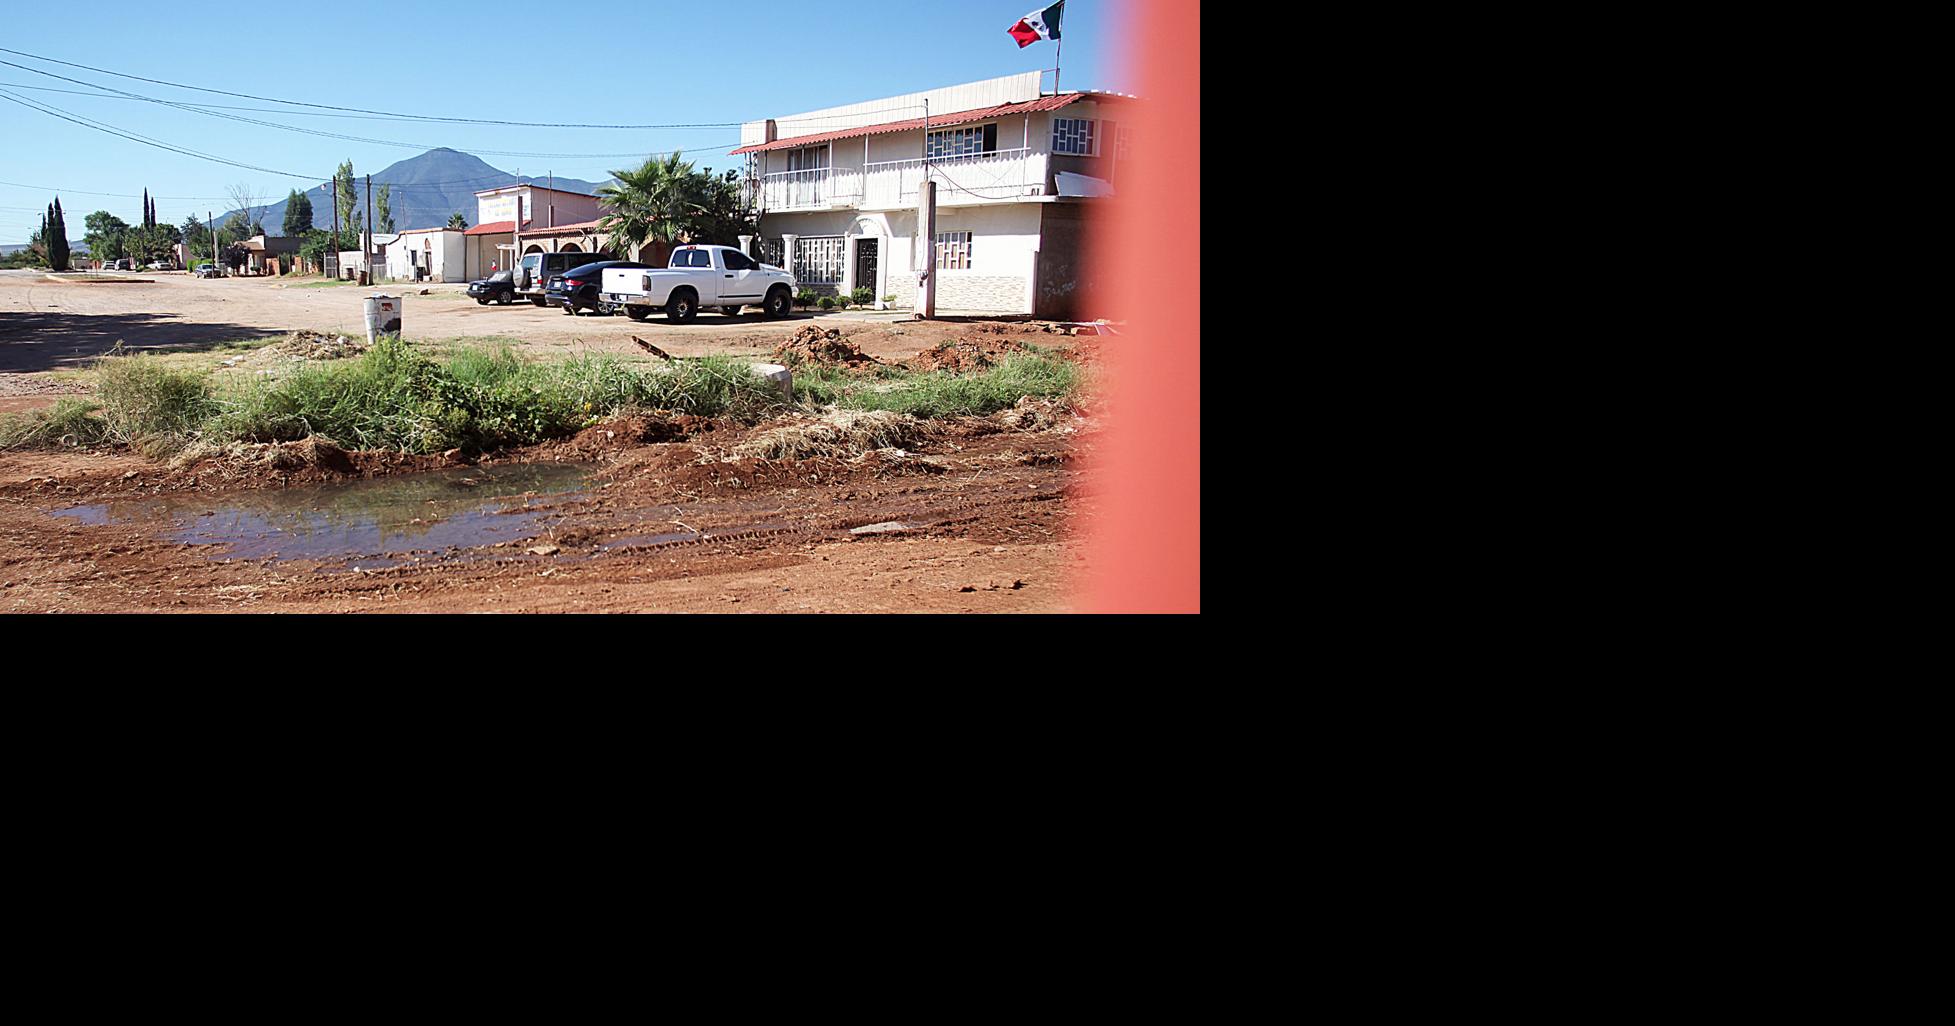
489,271,512,282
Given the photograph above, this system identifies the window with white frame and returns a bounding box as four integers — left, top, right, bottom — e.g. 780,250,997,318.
927,124,998,160
934,231,972,270
1053,117,1096,156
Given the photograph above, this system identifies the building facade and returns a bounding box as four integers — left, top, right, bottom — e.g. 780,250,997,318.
734,72,1128,318
387,227,466,283
466,185,606,276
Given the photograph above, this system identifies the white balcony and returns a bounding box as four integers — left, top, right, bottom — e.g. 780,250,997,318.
757,149,1046,213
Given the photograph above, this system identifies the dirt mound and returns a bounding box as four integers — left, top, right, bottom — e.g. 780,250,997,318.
772,325,880,368
997,396,1072,432
734,410,924,461
268,330,368,361
166,437,446,488
905,337,1031,373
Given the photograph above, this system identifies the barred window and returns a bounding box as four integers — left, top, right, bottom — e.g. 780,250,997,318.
795,236,845,284
1053,117,1096,156
927,124,998,160
935,231,972,271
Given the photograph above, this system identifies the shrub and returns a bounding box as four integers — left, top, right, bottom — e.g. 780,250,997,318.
0,399,110,449
881,294,897,305
818,296,835,310
792,353,1078,419
94,355,216,445
796,288,819,307
851,286,875,306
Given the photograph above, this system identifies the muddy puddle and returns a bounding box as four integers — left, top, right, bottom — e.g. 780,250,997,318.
54,463,590,571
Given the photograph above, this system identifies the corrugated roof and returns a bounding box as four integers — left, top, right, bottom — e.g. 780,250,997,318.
730,93,1109,155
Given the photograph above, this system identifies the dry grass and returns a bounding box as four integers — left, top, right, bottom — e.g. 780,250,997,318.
732,409,925,460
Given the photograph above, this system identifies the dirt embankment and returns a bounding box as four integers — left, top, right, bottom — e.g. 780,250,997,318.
0,397,1092,613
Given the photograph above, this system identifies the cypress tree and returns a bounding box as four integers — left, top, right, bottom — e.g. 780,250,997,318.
50,197,70,271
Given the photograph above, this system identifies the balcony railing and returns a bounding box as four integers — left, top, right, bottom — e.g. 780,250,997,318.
757,149,1044,212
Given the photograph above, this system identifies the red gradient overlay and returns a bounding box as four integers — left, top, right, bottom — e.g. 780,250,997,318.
1079,0,1200,613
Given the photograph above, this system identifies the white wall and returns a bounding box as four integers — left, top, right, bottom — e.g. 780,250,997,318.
388,230,466,282
476,187,603,229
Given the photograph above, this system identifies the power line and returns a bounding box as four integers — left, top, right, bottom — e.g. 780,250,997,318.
0,61,714,159
0,45,747,129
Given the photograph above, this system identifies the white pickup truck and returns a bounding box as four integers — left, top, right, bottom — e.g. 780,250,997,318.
600,244,796,323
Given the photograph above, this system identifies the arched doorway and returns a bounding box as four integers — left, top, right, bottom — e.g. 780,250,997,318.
559,243,581,253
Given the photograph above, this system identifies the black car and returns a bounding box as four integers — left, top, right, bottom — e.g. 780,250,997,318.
548,260,652,315
468,270,516,305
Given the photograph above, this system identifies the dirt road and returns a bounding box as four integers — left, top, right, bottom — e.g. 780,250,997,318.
0,270,999,374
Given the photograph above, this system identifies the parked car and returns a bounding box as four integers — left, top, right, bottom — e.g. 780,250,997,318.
548,260,653,316
112,258,134,271
468,270,516,305
600,245,795,323
193,263,220,279
516,250,616,306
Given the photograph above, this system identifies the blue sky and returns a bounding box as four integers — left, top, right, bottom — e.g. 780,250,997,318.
0,0,1126,243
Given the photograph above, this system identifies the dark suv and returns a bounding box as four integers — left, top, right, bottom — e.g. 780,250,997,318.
548,260,652,315
468,270,516,304
517,250,616,306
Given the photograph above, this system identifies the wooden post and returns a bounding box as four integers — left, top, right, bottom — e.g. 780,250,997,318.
921,180,937,319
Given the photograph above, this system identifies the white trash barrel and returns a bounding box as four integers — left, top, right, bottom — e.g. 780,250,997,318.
363,295,402,342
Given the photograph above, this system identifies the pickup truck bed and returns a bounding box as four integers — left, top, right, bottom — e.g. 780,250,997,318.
600,244,796,323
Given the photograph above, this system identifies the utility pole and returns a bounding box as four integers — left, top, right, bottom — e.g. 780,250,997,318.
918,99,936,319
921,181,937,319
208,212,217,277
364,174,374,285
329,176,340,279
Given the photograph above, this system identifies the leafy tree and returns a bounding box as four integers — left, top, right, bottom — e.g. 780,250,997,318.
181,215,214,260
448,211,469,230
597,151,705,258
84,211,131,263
334,161,363,237
283,189,315,236
690,168,758,246
376,184,395,233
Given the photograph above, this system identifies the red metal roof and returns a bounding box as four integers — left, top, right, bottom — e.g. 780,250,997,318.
519,219,604,236
463,220,525,236
730,93,1110,155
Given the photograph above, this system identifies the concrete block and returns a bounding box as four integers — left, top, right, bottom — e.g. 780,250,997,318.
749,362,793,400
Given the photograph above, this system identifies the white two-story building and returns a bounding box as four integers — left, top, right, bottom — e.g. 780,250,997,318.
735,72,1130,319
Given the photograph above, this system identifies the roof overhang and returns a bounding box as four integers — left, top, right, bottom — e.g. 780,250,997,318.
729,92,1123,155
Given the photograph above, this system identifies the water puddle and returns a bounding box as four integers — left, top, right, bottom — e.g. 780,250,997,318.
54,463,590,570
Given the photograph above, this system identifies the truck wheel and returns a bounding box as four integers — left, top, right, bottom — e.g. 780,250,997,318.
596,302,617,316
626,306,651,322
763,286,791,319
667,289,698,323
498,294,512,305
476,297,488,305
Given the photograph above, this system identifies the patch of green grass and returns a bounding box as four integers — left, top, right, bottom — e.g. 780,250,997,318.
0,399,111,450
793,353,1078,418
207,336,787,454
95,356,217,445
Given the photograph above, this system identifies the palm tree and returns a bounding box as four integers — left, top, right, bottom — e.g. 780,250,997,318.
597,152,704,259
447,212,469,230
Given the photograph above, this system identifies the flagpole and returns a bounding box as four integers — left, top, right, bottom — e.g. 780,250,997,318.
1055,33,1062,93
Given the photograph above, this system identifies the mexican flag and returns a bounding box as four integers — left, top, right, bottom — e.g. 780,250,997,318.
1008,0,1064,48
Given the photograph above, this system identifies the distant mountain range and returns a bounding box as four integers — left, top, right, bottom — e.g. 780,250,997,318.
224,148,613,235
1,242,87,256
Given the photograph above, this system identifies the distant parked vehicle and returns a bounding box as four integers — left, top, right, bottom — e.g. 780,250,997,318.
193,263,220,279
468,270,516,305
517,250,616,306
600,245,795,323
548,260,653,316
